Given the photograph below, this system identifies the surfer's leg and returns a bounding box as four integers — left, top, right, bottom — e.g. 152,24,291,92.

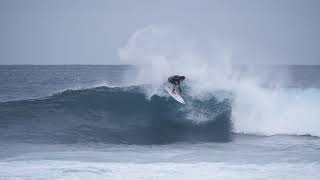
172,82,178,93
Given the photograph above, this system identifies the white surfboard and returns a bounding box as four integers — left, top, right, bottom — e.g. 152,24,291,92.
164,83,185,104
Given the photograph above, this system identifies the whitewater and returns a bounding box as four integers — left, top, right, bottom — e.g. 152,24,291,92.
118,26,320,137
1,28,320,179
1,64,320,180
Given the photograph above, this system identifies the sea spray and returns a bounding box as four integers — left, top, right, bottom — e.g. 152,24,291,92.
119,25,320,137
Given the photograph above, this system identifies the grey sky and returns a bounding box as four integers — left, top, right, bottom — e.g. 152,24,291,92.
0,0,319,65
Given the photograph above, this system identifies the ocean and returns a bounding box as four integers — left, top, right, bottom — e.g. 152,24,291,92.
0,65,320,180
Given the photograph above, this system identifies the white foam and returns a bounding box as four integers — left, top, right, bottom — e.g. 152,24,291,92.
119,25,320,137
233,87,320,136
1,160,319,180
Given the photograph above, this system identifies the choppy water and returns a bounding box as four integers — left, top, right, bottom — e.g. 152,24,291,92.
0,65,320,180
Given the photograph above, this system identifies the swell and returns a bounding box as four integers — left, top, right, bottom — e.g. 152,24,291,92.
0,86,232,144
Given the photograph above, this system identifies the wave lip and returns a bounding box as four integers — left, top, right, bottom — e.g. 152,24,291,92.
0,86,232,144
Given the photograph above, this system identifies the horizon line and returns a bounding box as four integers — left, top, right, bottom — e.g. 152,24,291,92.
1,64,320,66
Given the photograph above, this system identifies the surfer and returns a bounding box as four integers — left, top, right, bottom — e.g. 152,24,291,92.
168,75,185,94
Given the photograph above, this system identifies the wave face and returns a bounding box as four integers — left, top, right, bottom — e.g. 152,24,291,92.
0,86,232,144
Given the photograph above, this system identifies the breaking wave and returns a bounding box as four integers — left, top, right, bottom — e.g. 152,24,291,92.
0,86,232,144
118,25,320,139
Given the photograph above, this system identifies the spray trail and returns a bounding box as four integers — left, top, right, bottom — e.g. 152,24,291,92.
119,25,320,137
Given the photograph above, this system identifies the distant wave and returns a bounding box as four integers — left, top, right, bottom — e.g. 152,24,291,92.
0,86,232,144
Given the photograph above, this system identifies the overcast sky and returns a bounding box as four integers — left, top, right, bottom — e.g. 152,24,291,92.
0,0,319,65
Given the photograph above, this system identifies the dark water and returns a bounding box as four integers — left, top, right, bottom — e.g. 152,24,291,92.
1,65,320,144
0,86,231,144
0,65,135,102
0,65,320,180
0,65,232,144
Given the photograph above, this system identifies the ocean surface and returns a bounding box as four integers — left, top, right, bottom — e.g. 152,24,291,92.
1,65,320,180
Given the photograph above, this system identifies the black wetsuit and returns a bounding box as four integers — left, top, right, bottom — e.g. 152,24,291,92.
168,75,184,93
